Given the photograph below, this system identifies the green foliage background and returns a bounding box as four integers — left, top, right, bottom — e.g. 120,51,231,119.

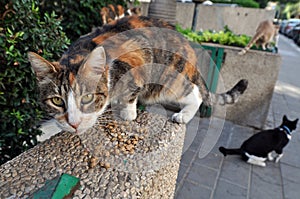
0,0,126,165
211,0,259,8
0,0,70,165
39,0,127,42
176,25,276,52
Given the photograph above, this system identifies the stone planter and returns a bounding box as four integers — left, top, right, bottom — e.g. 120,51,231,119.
0,111,186,199
203,43,281,129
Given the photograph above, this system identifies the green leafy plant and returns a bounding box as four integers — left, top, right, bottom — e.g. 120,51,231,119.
0,0,70,165
39,0,135,42
211,0,259,8
176,25,275,52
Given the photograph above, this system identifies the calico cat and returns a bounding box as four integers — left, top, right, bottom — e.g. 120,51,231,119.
28,16,248,134
100,4,141,25
238,20,279,55
219,115,298,167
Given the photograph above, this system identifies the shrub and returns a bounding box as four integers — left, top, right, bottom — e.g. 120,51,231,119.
212,0,259,8
176,25,276,52
0,0,69,165
39,0,133,42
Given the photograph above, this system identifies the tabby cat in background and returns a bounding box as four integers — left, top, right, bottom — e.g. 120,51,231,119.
100,4,141,24
219,115,298,167
238,20,279,55
28,16,248,134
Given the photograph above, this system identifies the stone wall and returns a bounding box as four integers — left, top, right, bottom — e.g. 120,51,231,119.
176,2,195,29
194,5,276,35
176,3,276,36
205,43,281,129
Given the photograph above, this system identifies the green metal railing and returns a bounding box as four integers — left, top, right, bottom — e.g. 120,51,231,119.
194,44,225,117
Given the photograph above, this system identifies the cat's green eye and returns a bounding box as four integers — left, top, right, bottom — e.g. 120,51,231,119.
81,94,94,105
51,97,64,107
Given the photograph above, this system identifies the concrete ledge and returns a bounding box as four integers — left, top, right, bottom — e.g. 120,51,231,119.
0,111,186,198
204,43,281,129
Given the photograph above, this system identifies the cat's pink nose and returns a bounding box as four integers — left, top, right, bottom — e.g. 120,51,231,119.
69,122,80,129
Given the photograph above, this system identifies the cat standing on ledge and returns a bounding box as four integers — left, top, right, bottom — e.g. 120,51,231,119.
28,16,248,134
219,115,298,167
100,4,141,25
238,20,279,55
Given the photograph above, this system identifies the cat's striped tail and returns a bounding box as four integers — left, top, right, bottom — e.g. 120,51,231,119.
219,146,242,156
211,79,248,106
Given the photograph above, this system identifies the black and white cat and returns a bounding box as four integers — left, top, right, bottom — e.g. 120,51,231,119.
219,115,298,167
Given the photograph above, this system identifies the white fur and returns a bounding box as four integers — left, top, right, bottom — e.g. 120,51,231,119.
126,9,132,16
245,152,267,167
267,152,274,161
172,85,202,123
119,13,125,18
63,90,110,134
67,91,82,128
274,34,279,48
120,98,138,121
275,153,283,163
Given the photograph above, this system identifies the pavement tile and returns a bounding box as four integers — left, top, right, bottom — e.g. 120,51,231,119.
281,137,300,168
180,149,196,166
194,152,223,170
176,163,188,185
183,117,203,153
281,163,300,199
250,164,283,199
174,180,212,199
219,157,250,189
198,127,225,158
184,128,208,153
176,36,300,199
186,163,218,188
213,178,247,199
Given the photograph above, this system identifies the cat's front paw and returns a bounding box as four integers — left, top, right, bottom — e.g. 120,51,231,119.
267,152,274,161
120,108,137,121
275,154,283,163
268,156,274,161
172,113,189,124
238,49,246,55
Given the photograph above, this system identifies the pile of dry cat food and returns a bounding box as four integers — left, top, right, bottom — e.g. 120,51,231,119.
0,111,186,198
80,110,183,173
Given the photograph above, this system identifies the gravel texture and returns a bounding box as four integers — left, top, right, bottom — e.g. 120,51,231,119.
0,111,185,199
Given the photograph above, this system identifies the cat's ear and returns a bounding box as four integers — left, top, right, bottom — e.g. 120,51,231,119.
294,118,299,124
78,46,106,79
28,52,59,82
283,115,288,122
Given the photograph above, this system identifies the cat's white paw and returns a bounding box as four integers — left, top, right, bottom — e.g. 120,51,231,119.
267,152,274,161
268,156,274,161
275,154,283,163
120,108,137,121
238,50,246,55
259,162,266,167
172,112,189,124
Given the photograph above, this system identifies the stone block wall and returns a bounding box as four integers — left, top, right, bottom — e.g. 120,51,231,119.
205,43,281,129
194,5,276,35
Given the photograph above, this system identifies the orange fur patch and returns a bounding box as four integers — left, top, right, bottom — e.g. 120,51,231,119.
116,5,124,16
69,54,85,65
92,32,116,45
128,16,148,28
69,72,75,85
108,4,115,13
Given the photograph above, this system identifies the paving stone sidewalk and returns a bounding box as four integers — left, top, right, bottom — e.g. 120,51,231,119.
175,35,300,199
